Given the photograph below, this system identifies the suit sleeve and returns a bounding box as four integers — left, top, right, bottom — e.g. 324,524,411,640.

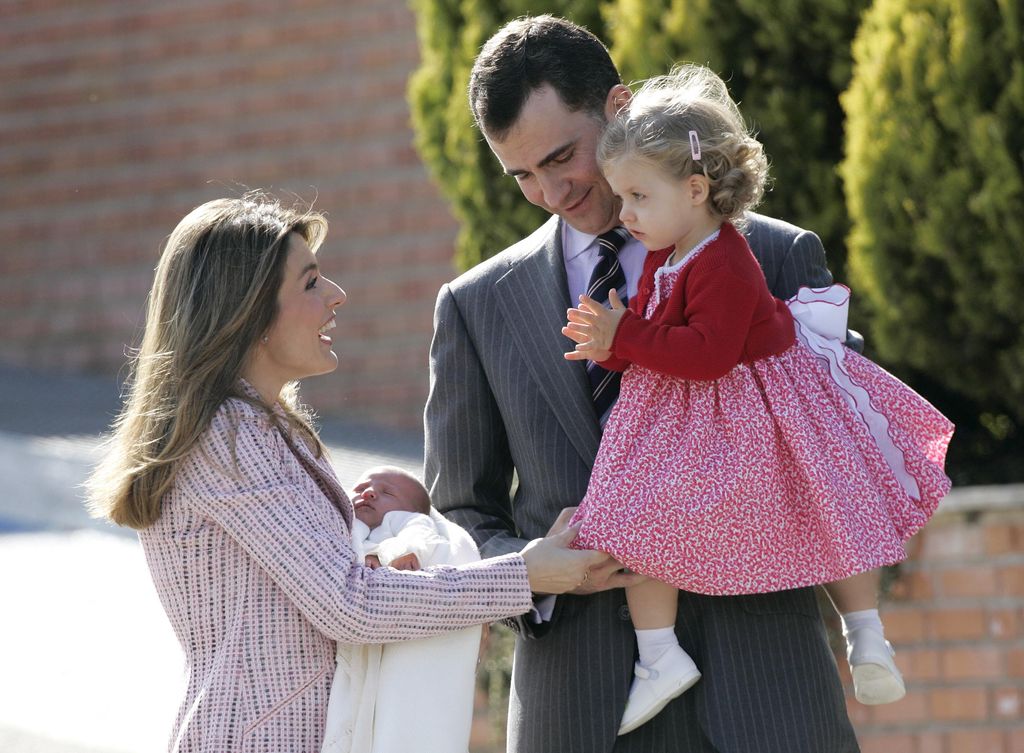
185,409,532,645
424,284,529,559
763,227,832,299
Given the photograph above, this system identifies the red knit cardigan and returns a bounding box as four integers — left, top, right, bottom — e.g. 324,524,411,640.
603,222,796,381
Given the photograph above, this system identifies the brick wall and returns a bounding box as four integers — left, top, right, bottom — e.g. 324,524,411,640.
0,0,461,429
830,486,1024,753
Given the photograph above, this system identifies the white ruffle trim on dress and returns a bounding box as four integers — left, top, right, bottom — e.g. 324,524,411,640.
786,285,921,501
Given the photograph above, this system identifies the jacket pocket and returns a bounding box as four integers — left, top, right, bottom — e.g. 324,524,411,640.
242,664,332,743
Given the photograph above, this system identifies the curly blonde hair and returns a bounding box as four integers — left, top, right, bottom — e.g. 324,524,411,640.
598,64,768,223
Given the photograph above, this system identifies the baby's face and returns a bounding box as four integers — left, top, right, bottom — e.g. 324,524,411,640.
351,470,426,529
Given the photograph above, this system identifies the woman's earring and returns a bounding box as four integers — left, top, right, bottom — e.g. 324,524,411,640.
261,336,269,344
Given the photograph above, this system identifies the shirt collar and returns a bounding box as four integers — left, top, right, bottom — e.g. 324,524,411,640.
561,221,601,262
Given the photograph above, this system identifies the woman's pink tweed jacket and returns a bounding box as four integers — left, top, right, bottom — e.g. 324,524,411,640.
139,392,532,752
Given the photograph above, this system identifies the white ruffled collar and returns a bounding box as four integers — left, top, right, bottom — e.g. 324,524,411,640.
657,228,721,276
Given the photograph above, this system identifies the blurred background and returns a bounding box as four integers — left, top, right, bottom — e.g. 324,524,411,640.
1,1,1021,751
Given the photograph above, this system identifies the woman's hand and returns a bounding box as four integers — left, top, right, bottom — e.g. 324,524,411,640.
538,507,647,595
520,524,612,595
562,289,627,363
567,557,647,595
545,506,579,536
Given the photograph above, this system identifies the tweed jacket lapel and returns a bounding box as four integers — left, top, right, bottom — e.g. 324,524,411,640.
233,380,354,529
271,409,354,530
494,217,602,467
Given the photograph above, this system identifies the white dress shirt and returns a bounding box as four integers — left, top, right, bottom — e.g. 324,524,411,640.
562,222,646,305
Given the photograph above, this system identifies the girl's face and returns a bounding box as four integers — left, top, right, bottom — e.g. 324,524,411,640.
603,156,716,255
245,234,346,401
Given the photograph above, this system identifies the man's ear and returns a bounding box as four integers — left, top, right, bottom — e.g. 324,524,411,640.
605,84,631,121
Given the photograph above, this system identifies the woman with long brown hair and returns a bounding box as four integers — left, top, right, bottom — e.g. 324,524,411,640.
87,193,605,752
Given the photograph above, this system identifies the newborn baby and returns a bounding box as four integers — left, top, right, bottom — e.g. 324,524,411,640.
323,465,484,753
350,465,446,571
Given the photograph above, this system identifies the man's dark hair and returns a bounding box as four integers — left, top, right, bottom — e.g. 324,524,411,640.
469,15,622,140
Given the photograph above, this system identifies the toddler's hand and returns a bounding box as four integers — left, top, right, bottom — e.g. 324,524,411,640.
562,289,627,362
389,552,421,571
364,554,382,569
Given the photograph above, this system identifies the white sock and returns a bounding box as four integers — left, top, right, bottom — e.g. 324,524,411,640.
841,608,884,639
635,627,678,667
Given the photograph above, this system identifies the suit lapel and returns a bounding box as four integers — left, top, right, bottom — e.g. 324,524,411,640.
494,217,602,466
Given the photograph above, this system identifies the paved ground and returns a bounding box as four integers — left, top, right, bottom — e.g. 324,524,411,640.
0,366,423,753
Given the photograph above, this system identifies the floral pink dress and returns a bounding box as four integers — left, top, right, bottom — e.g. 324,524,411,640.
571,229,953,595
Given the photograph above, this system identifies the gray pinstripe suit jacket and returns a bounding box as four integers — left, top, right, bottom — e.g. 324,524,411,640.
424,212,860,753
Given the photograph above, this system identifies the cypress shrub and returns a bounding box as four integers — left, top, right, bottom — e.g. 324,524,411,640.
841,0,1024,481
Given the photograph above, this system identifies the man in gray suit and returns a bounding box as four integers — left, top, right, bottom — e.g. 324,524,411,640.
424,14,860,753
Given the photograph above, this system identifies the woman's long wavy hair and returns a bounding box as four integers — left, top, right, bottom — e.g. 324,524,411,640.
87,193,329,529
598,64,769,224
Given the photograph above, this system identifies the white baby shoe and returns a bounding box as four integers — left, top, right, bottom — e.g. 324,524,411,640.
847,627,906,705
618,644,701,736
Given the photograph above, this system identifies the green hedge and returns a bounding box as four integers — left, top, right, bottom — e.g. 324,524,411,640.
841,0,1023,481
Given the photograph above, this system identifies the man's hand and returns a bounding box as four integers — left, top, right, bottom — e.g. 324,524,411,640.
546,506,580,537
563,289,627,363
364,554,382,569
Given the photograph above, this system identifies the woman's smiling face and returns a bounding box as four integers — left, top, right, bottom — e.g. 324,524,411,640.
245,233,346,401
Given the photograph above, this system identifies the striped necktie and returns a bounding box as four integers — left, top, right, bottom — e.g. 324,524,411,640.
585,226,630,422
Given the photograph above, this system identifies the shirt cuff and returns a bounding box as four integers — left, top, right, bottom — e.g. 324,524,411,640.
529,594,557,624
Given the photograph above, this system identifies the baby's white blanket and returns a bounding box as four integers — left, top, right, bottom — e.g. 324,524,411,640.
322,509,482,753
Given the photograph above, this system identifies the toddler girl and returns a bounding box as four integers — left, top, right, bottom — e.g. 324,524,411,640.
563,64,953,736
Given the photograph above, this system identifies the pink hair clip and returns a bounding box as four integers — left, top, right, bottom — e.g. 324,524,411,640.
689,130,701,161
